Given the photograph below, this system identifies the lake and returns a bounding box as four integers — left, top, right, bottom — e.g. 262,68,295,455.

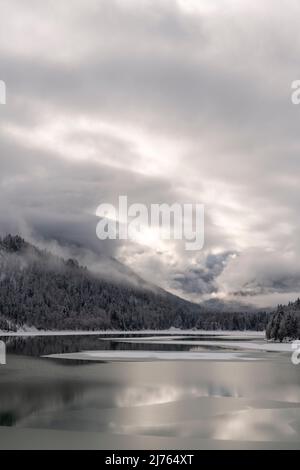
0,331,299,449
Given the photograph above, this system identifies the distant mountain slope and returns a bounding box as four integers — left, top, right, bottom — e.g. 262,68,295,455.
201,298,269,313
0,235,204,331
266,299,300,341
0,235,270,332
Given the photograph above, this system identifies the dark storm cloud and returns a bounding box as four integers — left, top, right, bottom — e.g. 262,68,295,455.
171,251,235,295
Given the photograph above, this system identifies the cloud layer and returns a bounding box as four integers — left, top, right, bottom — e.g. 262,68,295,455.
1,0,300,307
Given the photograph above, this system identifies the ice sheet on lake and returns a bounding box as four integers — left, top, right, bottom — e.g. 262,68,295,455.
43,350,262,362
109,338,293,353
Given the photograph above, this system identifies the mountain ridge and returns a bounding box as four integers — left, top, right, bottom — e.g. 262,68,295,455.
0,235,270,332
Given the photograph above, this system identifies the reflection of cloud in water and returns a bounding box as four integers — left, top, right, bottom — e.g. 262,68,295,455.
214,408,300,442
116,384,240,408
107,407,300,442
117,386,182,407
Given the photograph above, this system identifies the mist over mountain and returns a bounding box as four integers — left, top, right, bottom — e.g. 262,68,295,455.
201,298,270,314
0,235,270,332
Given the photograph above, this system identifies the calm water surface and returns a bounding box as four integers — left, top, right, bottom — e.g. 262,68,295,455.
0,333,299,449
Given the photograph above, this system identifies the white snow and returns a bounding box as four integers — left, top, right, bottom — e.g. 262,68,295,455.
43,350,261,362
0,329,265,337
110,338,293,353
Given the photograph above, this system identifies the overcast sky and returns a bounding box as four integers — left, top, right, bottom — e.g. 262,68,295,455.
1,0,300,307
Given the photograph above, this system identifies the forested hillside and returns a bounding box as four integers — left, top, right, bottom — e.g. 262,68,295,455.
266,299,300,341
0,235,270,332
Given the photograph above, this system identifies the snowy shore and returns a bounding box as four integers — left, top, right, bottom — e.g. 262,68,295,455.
0,329,265,337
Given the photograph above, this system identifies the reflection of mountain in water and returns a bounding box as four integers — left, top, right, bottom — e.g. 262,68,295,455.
3,335,196,357
4,336,105,357
0,374,90,427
